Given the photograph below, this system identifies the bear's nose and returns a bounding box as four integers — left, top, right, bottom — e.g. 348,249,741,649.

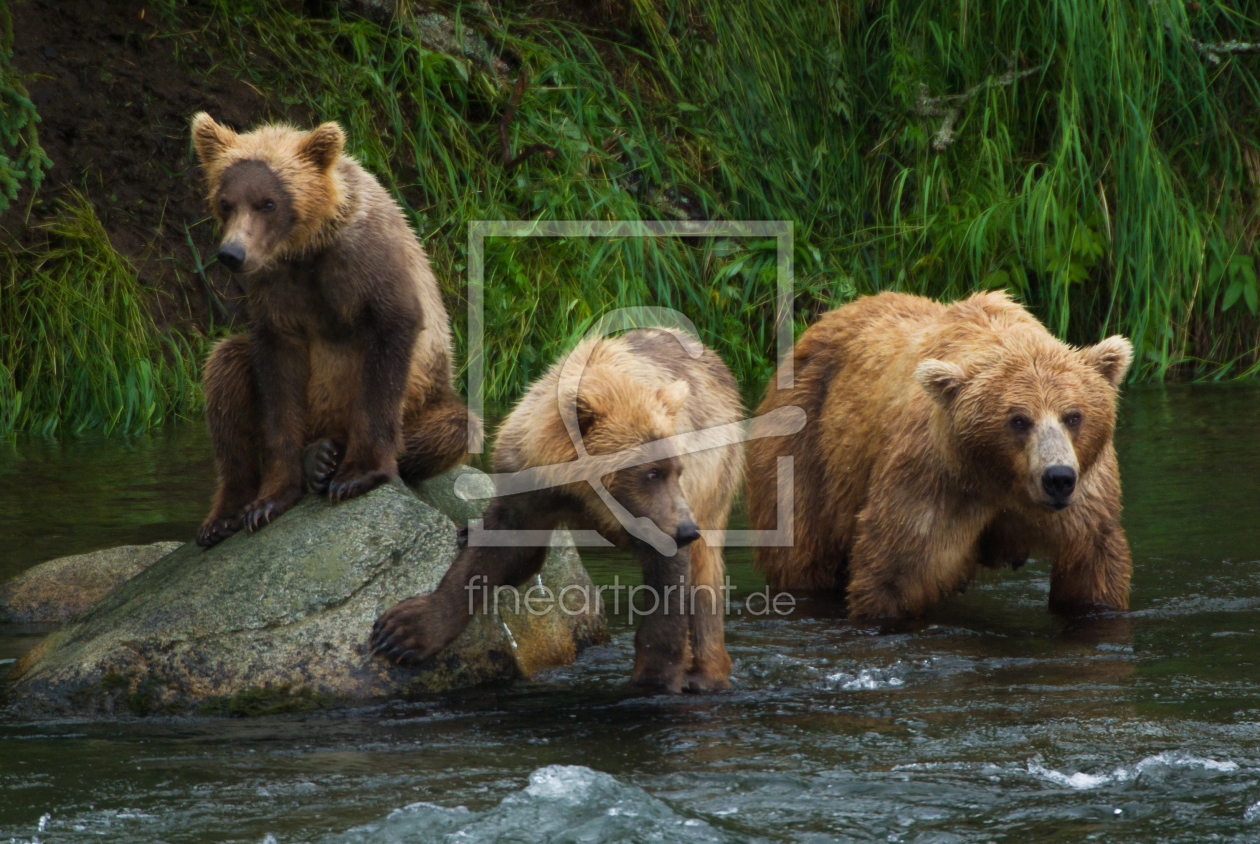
675,521,701,546
216,241,247,273
1041,465,1077,505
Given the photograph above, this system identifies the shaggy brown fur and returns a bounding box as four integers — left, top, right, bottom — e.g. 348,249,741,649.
747,291,1133,619
371,327,745,692
191,114,481,547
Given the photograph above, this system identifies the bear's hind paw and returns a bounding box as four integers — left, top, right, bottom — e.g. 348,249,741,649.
303,439,343,494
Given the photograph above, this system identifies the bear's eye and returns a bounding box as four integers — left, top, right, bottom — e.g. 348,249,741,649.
218,199,231,215
259,199,276,213
646,469,661,481
1009,414,1033,432
1064,411,1083,428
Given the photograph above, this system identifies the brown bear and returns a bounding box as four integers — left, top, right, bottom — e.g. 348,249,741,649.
747,291,1134,619
190,114,481,547
371,327,745,692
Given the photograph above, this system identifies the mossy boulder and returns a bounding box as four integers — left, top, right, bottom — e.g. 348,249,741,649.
6,473,605,718
0,542,184,624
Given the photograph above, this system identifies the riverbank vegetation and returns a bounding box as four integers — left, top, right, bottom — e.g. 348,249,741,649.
2,0,1259,434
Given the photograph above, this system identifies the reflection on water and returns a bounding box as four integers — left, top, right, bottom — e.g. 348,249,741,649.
2,384,1260,843
0,426,214,583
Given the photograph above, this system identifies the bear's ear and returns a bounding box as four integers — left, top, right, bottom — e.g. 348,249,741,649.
915,359,967,406
1082,335,1133,387
657,380,691,418
191,112,236,167
574,391,601,438
298,122,346,170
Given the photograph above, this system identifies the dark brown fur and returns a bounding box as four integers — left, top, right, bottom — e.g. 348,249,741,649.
191,114,481,547
371,328,745,692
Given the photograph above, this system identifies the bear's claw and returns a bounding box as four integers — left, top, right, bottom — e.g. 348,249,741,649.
327,467,391,503
246,501,276,533
242,493,299,534
370,594,458,666
196,516,243,548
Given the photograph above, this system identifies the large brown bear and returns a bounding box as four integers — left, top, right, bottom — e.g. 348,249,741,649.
747,291,1134,619
371,327,745,692
190,114,480,547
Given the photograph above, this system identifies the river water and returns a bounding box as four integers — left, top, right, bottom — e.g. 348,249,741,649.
1,384,1259,843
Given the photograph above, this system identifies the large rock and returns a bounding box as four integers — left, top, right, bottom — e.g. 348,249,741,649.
0,542,184,624
5,475,605,718
411,463,495,526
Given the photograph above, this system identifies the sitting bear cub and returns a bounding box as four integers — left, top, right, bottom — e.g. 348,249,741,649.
189,114,480,547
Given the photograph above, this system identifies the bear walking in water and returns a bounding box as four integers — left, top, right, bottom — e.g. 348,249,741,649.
190,114,481,547
371,327,745,692
747,291,1134,619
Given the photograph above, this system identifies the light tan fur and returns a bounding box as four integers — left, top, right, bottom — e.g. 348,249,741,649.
495,327,745,686
192,114,345,259
747,291,1133,619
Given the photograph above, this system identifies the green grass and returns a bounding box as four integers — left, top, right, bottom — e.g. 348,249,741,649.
173,0,784,404
175,0,1260,399
677,0,1260,379
7,0,1260,434
0,192,206,436
0,0,51,213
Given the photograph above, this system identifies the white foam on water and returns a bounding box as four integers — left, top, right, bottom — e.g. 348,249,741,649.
826,665,906,690
1026,760,1112,789
1028,751,1240,790
522,764,599,801
321,765,728,843
1245,799,1260,822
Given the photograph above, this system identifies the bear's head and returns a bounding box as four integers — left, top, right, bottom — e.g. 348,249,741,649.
563,373,700,548
190,113,346,274
915,331,1133,512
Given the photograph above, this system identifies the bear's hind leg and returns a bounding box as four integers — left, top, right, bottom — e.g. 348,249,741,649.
398,393,483,483
198,335,261,548
977,515,1032,571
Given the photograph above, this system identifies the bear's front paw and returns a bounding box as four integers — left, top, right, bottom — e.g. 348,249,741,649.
197,514,243,548
327,465,393,503
242,492,299,533
370,595,462,665
303,439,343,494
683,671,731,693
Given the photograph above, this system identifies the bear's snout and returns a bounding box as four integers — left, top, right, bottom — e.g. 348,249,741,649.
675,521,701,546
1041,464,1077,509
217,241,247,273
